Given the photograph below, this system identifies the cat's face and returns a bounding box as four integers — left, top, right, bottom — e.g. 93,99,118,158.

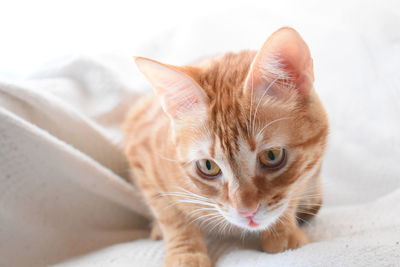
136,27,328,231
173,89,327,231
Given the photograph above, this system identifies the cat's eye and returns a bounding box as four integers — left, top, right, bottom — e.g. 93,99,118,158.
259,147,286,169
196,159,221,178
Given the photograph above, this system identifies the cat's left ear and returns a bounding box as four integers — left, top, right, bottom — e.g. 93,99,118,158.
244,27,314,99
135,57,207,120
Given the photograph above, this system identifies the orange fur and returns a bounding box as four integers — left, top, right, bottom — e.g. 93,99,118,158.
123,27,328,266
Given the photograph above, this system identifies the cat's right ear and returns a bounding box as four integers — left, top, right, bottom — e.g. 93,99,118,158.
135,57,207,119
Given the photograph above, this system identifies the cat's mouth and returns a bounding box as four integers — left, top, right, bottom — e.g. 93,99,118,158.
217,202,287,231
247,216,260,227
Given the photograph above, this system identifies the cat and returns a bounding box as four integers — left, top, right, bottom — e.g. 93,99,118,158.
123,27,328,267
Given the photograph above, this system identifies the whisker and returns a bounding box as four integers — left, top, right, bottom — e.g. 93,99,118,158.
221,220,230,235
189,212,220,225
188,207,218,213
295,211,319,218
209,216,226,233
187,207,218,218
240,229,248,242
174,199,216,207
159,189,217,209
251,77,278,136
295,215,311,226
256,117,292,139
160,192,214,203
174,187,213,201
287,202,324,210
249,71,255,136
287,196,323,202
157,153,180,162
160,195,216,210
199,214,224,228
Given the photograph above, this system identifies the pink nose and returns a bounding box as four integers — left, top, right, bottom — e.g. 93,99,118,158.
237,205,259,217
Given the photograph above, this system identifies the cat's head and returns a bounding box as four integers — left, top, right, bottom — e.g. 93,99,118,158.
135,27,328,231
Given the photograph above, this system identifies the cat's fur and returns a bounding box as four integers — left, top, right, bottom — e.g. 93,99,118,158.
123,27,328,267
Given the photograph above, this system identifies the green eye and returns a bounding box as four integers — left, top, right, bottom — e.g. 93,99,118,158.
259,147,286,169
196,159,221,178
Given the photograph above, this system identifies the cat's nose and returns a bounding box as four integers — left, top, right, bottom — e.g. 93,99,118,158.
237,204,259,217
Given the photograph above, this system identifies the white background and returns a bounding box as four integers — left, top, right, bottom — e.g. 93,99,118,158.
1,0,398,78
0,0,239,78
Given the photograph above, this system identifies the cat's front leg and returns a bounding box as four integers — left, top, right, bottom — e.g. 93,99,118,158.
260,209,309,253
157,212,211,267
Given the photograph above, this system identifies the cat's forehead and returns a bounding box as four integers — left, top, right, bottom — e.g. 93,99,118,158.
181,51,298,160
189,52,294,155
204,98,292,157
194,50,257,96
188,122,287,161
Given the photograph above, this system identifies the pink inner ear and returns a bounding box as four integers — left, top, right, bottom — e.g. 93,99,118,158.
162,86,202,117
135,57,207,119
245,27,314,99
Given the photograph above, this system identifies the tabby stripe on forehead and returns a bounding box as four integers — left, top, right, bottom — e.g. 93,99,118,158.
210,134,216,158
246,135,257,152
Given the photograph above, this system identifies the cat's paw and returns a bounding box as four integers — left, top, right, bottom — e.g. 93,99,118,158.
150,221,163,240
164,252,212,267
261,227,309,253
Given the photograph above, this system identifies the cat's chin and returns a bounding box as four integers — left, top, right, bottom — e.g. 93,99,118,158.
234,221,270,232
217,203,287,232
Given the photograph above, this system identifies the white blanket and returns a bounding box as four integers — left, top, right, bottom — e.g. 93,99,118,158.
1,4,400,266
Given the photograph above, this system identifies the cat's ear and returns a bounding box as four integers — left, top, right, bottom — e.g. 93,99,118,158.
244,27,314,99
135,57,207,119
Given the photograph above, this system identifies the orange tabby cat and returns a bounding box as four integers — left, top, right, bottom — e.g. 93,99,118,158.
123,27,328,267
